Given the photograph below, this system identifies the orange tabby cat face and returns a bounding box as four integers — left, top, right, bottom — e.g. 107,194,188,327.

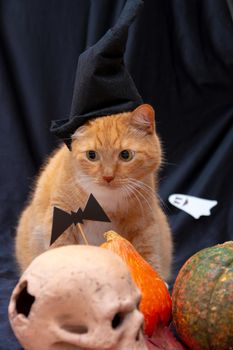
71,104,161,196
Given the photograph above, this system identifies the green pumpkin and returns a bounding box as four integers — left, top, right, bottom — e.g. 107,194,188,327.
172,241,233,350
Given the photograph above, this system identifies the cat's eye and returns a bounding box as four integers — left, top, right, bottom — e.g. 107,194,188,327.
86,150,99,161
119,150,134,161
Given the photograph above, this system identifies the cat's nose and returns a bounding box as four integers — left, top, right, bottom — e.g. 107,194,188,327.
103,176,114,183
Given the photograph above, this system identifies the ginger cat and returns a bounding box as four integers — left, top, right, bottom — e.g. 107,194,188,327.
15,104,173,279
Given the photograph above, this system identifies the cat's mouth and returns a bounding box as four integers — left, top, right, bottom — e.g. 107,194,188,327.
99,181,119,189
98,175,135,190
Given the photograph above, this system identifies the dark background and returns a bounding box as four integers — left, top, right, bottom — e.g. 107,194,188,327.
0,0,233,349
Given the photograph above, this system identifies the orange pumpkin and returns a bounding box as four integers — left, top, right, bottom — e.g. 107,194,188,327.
101,231,172,336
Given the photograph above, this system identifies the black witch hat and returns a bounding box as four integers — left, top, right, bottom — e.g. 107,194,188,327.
50,0,144,148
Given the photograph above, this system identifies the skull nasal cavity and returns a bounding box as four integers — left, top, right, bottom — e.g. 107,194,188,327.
16,282,35,317
112,312,124,329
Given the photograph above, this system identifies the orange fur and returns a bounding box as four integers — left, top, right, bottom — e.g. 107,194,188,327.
15,104,173,279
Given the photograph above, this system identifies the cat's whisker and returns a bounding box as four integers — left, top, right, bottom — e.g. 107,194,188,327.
61,137,73,142
127,180,168,211
78,174,100,186
156,193,170,212
121,185,131,214
78,175,91,182
126,183,147,216
119,178,155,207
161,160,176,167
125,184,145,218
78,174,92,178
130,181,154,197
128,178,158,201
128,178,155,192
127,182,155,217
127,179,156,202
136,187,157,206
127,178,169,211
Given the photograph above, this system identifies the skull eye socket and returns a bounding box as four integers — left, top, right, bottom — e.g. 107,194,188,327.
16,281,35,317
111,312,125,329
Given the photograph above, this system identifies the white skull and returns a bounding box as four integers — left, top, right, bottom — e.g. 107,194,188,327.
9,245,147,350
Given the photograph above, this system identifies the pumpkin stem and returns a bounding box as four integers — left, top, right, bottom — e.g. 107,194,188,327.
103,230,123,242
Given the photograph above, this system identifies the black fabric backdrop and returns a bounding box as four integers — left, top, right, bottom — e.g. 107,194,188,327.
0,1,233,349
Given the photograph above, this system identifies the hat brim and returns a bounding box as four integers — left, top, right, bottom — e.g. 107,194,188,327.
50,100,141,141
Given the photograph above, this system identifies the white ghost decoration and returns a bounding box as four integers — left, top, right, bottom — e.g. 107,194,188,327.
168,194,218,219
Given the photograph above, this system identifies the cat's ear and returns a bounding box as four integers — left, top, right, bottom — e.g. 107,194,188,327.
130,104,155,134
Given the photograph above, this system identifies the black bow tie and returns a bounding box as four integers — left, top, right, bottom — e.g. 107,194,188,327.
50,194,111,245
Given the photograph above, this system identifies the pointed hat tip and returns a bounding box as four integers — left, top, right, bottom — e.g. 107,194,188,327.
50,0,144,141
115,0,144,31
